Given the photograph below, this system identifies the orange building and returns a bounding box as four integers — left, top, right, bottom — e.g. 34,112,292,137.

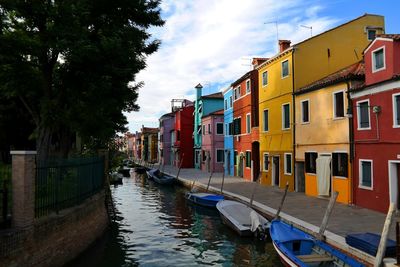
232,64,263,181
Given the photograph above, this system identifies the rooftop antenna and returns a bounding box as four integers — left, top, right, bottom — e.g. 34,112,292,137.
264,20,279,53
300,25,312,37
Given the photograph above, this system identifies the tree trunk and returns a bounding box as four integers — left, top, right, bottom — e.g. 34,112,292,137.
36,127,52,162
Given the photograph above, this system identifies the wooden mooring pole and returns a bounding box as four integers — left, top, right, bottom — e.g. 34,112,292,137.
175,153,184,180
220,170,225,194
317,191,338,241
374,202,396,267
249,182,258,208
274,182,289,220
206,172,213,192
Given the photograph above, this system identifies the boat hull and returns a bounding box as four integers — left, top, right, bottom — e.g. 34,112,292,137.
185,192,224,208
146,169,175,185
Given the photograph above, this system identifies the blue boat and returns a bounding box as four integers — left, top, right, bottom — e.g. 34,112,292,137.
346,233,396,257
146,169,176,185
270,220,365,267
185,192,224,208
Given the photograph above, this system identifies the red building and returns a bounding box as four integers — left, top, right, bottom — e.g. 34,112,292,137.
232,64,262,181
171,99,194,168
350,34,400,213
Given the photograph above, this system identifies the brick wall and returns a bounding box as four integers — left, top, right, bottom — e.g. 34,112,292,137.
0,191,108,267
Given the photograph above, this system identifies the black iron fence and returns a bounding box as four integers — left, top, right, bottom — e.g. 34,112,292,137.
35,157,105,218
0,164,11,228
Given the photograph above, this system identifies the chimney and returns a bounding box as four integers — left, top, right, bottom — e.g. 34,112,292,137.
195,83,203,100
279,40,291,53
252,58,269,69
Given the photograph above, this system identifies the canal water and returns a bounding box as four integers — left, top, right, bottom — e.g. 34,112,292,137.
67,172,282,267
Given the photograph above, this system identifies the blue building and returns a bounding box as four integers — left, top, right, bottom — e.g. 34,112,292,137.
223,86,234,176
193,84,224,169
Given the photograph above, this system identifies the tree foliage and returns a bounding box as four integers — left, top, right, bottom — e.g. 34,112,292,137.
0,0,164,158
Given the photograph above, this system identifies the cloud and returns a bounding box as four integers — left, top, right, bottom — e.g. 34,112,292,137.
126,0,338,133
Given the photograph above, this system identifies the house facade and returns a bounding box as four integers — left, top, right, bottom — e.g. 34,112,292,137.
232,66,261,181
158,113,175,166
350,34,400,213
133,131,141,160
193,84,224,169
141,126,159,163
295,63,364,204
223,86,234,176
171,99,194,168
201,110,225,173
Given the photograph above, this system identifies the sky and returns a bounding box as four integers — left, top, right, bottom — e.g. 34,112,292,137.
125,0,400,133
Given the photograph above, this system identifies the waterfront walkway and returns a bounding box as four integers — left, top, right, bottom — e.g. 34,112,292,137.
152,163,395,264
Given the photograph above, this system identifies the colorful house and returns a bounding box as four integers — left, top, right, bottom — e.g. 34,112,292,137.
159,112,175,165
141,126,159,163
294,63,364,204
223,86,234,176
232,60,264,181
201,110,225,173
258,14,385,192
193,84,224,169
133,131,141,160
171,99,194,168
350,34,400,213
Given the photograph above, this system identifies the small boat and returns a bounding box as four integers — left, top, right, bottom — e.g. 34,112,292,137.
146,168,176,185
186,192,224,208
270,220,365,267
216,200,270,238
345,232,396,257
109,172,123,185
134,166,147,174
118,166,131,177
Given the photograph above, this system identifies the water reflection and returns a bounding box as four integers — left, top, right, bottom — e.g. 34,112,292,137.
65,172,282,267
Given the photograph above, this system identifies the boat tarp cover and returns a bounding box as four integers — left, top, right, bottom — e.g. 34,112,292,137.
345,232,396,257
270,220,312,244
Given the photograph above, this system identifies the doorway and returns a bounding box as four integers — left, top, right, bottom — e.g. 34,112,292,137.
225,150,231,176
252,142,260,182
389,161,400,208
316,154,331,197
272,156,280,186
296,162,305,192
195,149,201,169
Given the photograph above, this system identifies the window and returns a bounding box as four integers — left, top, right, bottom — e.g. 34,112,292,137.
216,123,224,135
282,60,289,78
301,100,310,123
202,125,205,135
229,122,233,135
225,123,228,136
245,151,251,168
233,117,241,135
393,93,400,127
246,113,251,133
216,149,224,163
207,123,211,134
234,151,238,165
357,100,370,129
332,153,348,177
263,153,269,171
262,71,268,86
284,153,292,175
224,99,228,110
305,152,317,174
246,79,251,93
333,91,344,118
234,86,241,100
359,160,373,189
263,109,269,132
229,96,233,108
367,29,376,41
282,104,290,129
372,47,385,72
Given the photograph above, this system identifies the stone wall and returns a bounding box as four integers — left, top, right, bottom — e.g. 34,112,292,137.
0,191,108,267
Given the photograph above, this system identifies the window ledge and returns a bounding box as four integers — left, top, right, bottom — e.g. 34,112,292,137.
333,176,348,180
357,127,372,131
358,185,373,191
301,121,310,125
332,116,345,121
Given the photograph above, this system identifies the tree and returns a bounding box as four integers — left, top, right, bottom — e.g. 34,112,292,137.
0,0,164,159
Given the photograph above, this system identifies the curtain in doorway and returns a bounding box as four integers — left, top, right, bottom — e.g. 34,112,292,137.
316,156,331,196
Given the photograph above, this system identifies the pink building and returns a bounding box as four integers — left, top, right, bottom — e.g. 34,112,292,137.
201,110,224,173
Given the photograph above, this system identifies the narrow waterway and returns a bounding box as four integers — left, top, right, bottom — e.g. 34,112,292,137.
67,172,282,266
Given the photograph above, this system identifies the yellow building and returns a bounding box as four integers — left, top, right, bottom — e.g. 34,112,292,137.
294,63,364,204
258,14,384,192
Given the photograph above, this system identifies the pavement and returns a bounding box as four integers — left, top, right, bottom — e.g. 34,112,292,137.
140,162,397,265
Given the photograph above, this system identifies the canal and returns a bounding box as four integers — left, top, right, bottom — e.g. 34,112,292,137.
66,172,282,266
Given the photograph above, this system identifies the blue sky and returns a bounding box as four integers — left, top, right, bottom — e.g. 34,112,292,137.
126,0,400,133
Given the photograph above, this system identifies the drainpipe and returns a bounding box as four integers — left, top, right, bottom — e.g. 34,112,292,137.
346,81,354,205
292,48,297,192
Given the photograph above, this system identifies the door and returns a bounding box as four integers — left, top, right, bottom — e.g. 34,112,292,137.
272,156,280,186
252,142,260,182
296,162,305,192
195,149,201,169
316,155,331,197
226,151,231,176
238,154,244,177
389,161,400,208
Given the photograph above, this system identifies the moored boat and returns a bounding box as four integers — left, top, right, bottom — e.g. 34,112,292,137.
146,168,176,185
185,192,224,208
270,220,365,267
216,200,270,238
134,166,147,174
